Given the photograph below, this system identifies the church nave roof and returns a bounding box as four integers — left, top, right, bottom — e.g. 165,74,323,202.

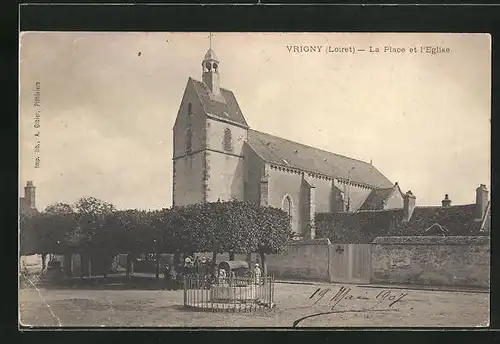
247,129,394,189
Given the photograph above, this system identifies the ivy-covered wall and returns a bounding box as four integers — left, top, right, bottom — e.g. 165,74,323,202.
315,210,405,244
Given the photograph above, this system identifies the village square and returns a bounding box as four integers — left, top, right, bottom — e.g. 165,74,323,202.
19,33,490,328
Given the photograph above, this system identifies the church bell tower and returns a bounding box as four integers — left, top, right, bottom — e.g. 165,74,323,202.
202,48,221,96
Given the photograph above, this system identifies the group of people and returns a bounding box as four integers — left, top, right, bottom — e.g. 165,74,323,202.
162,255,264,291
162,255,214,290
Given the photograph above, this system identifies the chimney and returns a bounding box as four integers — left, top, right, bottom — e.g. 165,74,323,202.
441,194,451,207
476,184,489,219
403,190,416,222
24,181,36,209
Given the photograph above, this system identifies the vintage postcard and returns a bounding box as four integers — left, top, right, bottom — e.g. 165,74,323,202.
19,32,490,328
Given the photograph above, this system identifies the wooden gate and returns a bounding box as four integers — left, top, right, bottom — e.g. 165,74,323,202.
328,244,371,284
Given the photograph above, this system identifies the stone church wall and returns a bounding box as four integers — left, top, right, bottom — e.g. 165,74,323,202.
172,81,207,158
267,168,303,235
204,118,247,202
173,154,205,206
205,151,245,202
172,81,208,207
309,177,333,213
205,118,247,156
243,143,264,204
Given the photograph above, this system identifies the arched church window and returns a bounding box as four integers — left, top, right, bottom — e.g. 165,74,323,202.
223,128,232,151
282,196,292,217
213,63,218,72
185,127,192,153
205,62,212,71
188,103,192,116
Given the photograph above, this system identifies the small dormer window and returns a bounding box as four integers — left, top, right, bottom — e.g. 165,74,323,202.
223,128,232,151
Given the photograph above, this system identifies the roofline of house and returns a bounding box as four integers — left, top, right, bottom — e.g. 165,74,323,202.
414,204,475,209
353,208,404,214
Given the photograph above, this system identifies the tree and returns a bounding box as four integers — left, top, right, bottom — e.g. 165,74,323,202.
19,203,76,271
254,205,292,276
19,213,37,256
32,204,77,270
74,197,116,277
182,202,224,270
105,209,153,279
222,201,259,257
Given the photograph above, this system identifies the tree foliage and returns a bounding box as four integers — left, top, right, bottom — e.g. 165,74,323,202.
44,202,74,215
20,198,293,273
254,205,292,255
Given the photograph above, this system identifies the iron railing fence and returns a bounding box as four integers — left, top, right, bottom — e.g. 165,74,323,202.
183,275,275,312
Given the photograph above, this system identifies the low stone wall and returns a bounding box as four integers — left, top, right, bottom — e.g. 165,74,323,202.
265,239,331,281
371,236,490,288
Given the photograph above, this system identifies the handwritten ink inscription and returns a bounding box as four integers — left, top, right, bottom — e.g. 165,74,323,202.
308,286,408,310
292,286,409,327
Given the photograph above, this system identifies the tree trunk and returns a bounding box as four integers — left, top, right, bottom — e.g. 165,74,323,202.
259,250,267,277
41,253,47,270
212,251,217,274
126,253,131,280
229,252,235,261
174,252,180,267
155,252,160,279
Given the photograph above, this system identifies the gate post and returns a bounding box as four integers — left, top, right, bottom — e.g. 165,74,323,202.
327,244,332,283
183,276,187,307
347,244,354,281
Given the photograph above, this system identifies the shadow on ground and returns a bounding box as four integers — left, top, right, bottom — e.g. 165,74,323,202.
22,275,169,291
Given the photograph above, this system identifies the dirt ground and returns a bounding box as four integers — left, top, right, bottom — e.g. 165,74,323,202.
19,282,489,328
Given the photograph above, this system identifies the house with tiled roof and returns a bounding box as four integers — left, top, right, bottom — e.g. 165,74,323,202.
315,184,490,243
172,48,407,239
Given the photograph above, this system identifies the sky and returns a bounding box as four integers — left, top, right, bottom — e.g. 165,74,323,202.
19,32,491,211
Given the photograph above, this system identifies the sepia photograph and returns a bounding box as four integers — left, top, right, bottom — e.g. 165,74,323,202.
19,32,490,328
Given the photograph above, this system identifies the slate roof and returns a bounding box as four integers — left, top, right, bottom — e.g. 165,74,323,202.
404,204,478,234
316,203,484,244
204,49,219,61
247,129,394,188
359,186,398,210
190,78,249,128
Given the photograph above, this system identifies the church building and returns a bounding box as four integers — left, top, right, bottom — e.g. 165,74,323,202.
172,48,404,239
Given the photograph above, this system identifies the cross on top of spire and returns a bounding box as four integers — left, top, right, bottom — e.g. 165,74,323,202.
208,32,214,49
